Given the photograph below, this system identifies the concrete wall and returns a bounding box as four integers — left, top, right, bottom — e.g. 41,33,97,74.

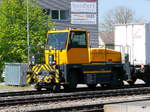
104,101,150,112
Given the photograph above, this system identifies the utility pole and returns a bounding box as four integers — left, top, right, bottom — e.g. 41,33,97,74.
27,0,30,63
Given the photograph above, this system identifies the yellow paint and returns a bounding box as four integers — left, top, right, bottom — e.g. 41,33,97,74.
26,74,31,84
67,48,89,64
34,64,41,73
45,29,121,65
44,76,52,83
90,48,121,64
45,48,121,65
83,70,111,74
29,64,60,84
27,29,123,85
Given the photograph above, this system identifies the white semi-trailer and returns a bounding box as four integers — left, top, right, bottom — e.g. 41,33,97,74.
115,23,150,85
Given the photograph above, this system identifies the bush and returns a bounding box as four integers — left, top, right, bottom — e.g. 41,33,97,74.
0,75,4,82
0,70,4,82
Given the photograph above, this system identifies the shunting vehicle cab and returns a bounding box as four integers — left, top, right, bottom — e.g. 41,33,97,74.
26,29,130,91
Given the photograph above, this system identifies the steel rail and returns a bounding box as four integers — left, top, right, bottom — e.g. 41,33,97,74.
0,90,51,97
0,84,147,97
29,104,103,112
1,86,150,107
27,98,150,112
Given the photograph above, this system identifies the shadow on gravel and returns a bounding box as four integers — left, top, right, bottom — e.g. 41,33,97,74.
52,84,147,93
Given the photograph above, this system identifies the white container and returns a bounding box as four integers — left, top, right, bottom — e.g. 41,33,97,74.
114,23,150,65
4,63,28,86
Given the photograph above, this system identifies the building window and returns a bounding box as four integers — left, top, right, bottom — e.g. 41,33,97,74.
51,10,69,20
52,10,59,20
60,10,69,20
43,9,50,15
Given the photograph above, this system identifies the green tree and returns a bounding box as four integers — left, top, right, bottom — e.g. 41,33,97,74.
0,0,54,69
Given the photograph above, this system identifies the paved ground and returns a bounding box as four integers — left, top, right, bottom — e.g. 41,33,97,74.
104,100,150,112
0,83,34,93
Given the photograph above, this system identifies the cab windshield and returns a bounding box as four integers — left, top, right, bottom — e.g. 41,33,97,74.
47,32,68,50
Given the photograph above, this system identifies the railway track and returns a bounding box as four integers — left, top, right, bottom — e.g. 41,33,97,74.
29,104,103,112
0,90,51,97
27,98,150,112
0,84,147,97
1,86,150,107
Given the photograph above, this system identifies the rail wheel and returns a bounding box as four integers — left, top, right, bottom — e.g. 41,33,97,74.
110,70,124,88
35,83,42,91
101,84,110,89
127,77,136,86
87,84,97,89
64,70,77,90
52,84,60,92
143,75,150,86
46,88,51,91
63,84,77,90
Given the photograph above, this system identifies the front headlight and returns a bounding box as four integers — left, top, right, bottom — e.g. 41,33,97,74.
30,55,35,65
49,55,56,65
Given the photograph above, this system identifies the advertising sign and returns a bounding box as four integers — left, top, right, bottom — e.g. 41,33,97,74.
71,2,96,13
71,14,96,24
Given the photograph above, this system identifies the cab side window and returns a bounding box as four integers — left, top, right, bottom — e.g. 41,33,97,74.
70,31,87,48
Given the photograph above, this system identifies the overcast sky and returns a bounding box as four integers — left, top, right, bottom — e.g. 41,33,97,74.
99,0,150,22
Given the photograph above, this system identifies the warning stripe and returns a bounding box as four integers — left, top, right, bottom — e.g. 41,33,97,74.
36,66,42,73
41,65,46,70
47,64,53,71
32,64,55,74
43,64,50,71
32,65,37,71
46,64,51,70
33,64,41,73
31,64,60,83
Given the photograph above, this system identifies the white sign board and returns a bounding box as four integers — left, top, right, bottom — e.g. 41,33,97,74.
71,2,96,13
71,14,96,24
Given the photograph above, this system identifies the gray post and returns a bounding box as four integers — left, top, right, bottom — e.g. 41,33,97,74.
27,0,30,64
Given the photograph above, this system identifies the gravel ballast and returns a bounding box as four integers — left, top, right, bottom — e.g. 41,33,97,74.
1,94,150,112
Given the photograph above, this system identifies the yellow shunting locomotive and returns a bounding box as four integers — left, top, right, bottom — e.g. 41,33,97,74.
26,29,130,91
